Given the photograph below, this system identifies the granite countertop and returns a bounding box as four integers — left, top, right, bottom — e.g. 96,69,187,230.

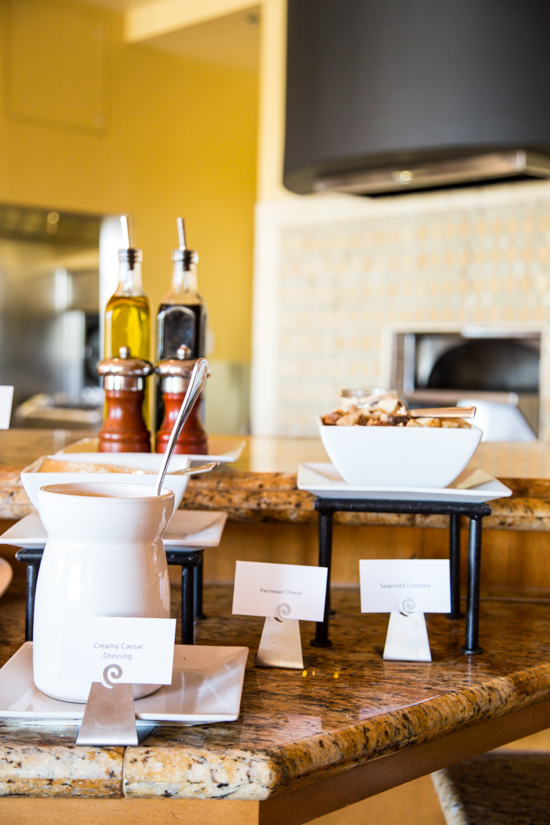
0,580,550,800
2,430,550,530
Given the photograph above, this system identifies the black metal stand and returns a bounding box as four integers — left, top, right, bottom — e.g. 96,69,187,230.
449,513,463,619
311,497,491,655
193,556,207,620
165,548,205,644
14,549,41,643
310,509,333,648
16,547,206,646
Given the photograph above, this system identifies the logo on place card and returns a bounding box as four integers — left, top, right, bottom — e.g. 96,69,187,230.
232,561,328,622
359,560,451,614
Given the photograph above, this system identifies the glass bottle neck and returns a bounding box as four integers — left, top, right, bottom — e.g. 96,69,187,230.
115,260,145,297
165,259,200,303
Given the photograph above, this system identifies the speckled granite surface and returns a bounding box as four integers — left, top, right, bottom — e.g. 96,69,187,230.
0,579,124,797
432,752,550,824
0,739,123,797
3,429,550,530
1,580,550,799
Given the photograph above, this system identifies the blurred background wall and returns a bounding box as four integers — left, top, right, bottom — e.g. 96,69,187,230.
0,0,259,433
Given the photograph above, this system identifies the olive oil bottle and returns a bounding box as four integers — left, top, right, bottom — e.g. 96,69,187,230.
104,216,151,426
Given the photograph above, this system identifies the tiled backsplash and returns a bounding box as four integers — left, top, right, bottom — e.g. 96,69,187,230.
252,183,550,438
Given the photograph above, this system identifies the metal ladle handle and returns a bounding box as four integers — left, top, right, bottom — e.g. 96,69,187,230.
155,357,209,496
409,406,476,419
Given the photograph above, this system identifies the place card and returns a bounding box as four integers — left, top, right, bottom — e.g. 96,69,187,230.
60,616,177,686
0,386,14,429
384,609,434,661
233,562,328,670
232,561,328,622
359,559,451,614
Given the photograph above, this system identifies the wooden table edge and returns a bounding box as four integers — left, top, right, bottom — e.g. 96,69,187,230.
257,695,550,825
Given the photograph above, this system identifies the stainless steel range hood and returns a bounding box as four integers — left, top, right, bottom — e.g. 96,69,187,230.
284,1,550,197
314,151,550,197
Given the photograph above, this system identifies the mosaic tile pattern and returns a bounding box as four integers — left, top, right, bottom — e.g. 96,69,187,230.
262,190,550,436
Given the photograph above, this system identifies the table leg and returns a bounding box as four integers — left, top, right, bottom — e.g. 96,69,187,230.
193,558,207,620
448,513,463,619
311,509,333,648
462,515,483,655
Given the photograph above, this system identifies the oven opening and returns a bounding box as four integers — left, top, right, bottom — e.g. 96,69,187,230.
391,331,541,440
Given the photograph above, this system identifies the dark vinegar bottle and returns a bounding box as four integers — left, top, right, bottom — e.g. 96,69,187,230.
156,219,207,360
157,300,206,359
155,219,207,432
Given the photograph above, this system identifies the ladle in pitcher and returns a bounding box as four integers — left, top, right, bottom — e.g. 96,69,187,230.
155,357,209,496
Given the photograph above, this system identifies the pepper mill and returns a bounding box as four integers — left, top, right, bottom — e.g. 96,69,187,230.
155,345,208,455
97,346,153,453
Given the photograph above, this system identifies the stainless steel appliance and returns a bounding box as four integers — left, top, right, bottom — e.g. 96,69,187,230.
0,205,102,427
285,0,550,196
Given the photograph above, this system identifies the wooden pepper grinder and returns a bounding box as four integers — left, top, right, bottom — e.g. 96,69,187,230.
155,345,208,455
97,346,153,453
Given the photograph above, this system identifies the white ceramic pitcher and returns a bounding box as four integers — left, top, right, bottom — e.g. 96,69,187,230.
33,482,174,703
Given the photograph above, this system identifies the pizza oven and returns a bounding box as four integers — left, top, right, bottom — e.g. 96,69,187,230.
390,329,540,439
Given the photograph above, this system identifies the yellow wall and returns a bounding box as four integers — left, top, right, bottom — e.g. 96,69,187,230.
0,0,258,363
257,0,289,202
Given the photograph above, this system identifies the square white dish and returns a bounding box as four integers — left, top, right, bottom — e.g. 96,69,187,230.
0,642,248,726
297,462,512,503
55,438,246,464
21,454,192,513
0,509,228,551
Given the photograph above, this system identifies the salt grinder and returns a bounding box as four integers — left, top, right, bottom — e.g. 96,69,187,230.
97,346,153,453
155,345,208,455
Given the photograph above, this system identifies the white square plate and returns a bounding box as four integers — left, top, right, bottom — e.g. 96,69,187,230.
56,438,246,465
297,463,512,503
0,509,228,551
20,454,192,513
0,642,249,726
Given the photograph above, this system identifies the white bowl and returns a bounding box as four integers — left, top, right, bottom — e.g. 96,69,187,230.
21,453,191,516
318,420,483,488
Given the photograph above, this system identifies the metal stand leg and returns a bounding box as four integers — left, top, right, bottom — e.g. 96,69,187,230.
448,513,463,619
462,515,484,655
311,509,333,648
166,549,204,646
15,550,42,642
25,561,40,642
181,565,195,645
193,558,206,620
